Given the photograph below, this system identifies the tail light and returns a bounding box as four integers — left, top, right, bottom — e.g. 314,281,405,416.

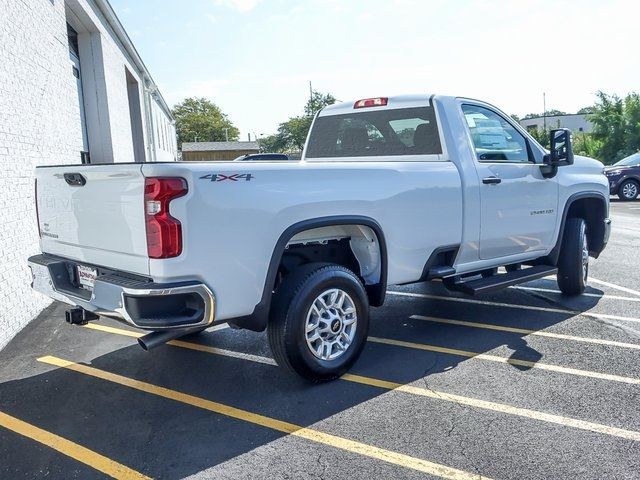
35,179,41,238
354,97,388,109
144,177,187,259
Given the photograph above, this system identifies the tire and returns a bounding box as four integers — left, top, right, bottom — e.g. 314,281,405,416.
618,179,639,201
557,217,589,295
267,263,370,382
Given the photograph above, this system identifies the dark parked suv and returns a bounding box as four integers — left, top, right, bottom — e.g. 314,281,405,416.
605,153,640,201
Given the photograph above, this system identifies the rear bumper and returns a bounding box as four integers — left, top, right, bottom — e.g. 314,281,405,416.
28,254,216,330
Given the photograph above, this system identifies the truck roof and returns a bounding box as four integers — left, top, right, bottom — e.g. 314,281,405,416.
320,94,444,116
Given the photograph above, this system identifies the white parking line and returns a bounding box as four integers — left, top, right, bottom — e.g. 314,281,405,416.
589,277,640,298
410,315,640,350
511,285,640,303
206,323,230,332
368,336,640,385
386,291,640,324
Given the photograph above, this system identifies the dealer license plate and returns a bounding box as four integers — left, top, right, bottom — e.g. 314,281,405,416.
76,265,97,291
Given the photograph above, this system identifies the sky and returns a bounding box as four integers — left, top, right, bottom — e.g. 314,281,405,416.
111,0,639,140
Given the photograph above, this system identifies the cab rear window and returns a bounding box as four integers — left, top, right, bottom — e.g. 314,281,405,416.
305,106,442,158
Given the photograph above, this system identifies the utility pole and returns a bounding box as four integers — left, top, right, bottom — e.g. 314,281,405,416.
224,128,229,142
543,92,547,131
309,81,313,104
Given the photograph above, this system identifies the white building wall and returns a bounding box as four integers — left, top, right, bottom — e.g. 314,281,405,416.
66,0,176,164
0,0,81,348
519,114,593,134
151,96,177,162
0,0,176,350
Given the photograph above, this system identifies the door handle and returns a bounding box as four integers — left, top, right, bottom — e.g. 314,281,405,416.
482,176,502,185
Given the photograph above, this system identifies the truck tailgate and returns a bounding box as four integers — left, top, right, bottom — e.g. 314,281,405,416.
35,164,149,275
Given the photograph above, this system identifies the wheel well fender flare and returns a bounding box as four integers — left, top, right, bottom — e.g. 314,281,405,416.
229,215,388,332
547,191,608,264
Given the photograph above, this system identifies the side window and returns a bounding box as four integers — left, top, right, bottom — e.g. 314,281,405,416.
462,104,530,163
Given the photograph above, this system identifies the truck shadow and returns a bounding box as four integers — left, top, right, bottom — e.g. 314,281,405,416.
0,280,606,479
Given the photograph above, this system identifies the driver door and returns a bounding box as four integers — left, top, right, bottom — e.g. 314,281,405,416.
462,104,559,260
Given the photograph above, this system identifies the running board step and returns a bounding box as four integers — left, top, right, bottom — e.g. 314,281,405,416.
449,265,557,296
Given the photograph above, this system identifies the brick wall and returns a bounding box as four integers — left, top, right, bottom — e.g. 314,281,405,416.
0,0,176,349
0,0,84,349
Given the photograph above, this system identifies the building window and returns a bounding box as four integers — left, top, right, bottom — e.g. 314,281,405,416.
67,22,90,164
67,23,80,58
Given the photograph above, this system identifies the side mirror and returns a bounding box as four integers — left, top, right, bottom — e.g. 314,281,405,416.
544,128,574,167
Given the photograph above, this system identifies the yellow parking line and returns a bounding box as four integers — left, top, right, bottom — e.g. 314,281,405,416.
410,315,640,351
368,336,640,385
0,410,149,480
84,323,640,441
84,323,276,366
386,291,640,324
37,355,490,480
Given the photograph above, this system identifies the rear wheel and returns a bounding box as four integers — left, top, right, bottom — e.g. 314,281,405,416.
557,217,589,295
619,179,639,201
267,263,369,382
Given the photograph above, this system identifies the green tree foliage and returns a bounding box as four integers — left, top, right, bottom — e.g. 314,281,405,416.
522,109,567,120
623,93,640,154
573,132,602,158
527,126,550,149
519,93,640,163
259,90,336,153
588,91,640,163
172,97,239,147
304,91,336,116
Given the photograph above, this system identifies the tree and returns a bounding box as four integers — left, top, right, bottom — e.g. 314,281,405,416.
573,132,602,158
528,126,550,148
569,91,640,163
172,97,239,147
259,90,336,153
305,91,336,116
523,109,567,119
588,92,627,162
623,92,640,155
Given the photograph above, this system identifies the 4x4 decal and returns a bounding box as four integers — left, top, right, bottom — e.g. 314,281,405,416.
199,173,253,182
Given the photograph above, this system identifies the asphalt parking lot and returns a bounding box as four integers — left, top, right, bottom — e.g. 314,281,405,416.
1,200,639,480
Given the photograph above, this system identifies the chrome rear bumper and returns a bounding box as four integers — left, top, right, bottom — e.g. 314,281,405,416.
28,254,216,330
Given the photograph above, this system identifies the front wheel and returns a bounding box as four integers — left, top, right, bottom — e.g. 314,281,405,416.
619,179,639,201
267,263,369,382
557,217,589,295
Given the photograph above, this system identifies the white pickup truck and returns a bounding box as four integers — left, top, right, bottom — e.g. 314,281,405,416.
29,94,611,381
